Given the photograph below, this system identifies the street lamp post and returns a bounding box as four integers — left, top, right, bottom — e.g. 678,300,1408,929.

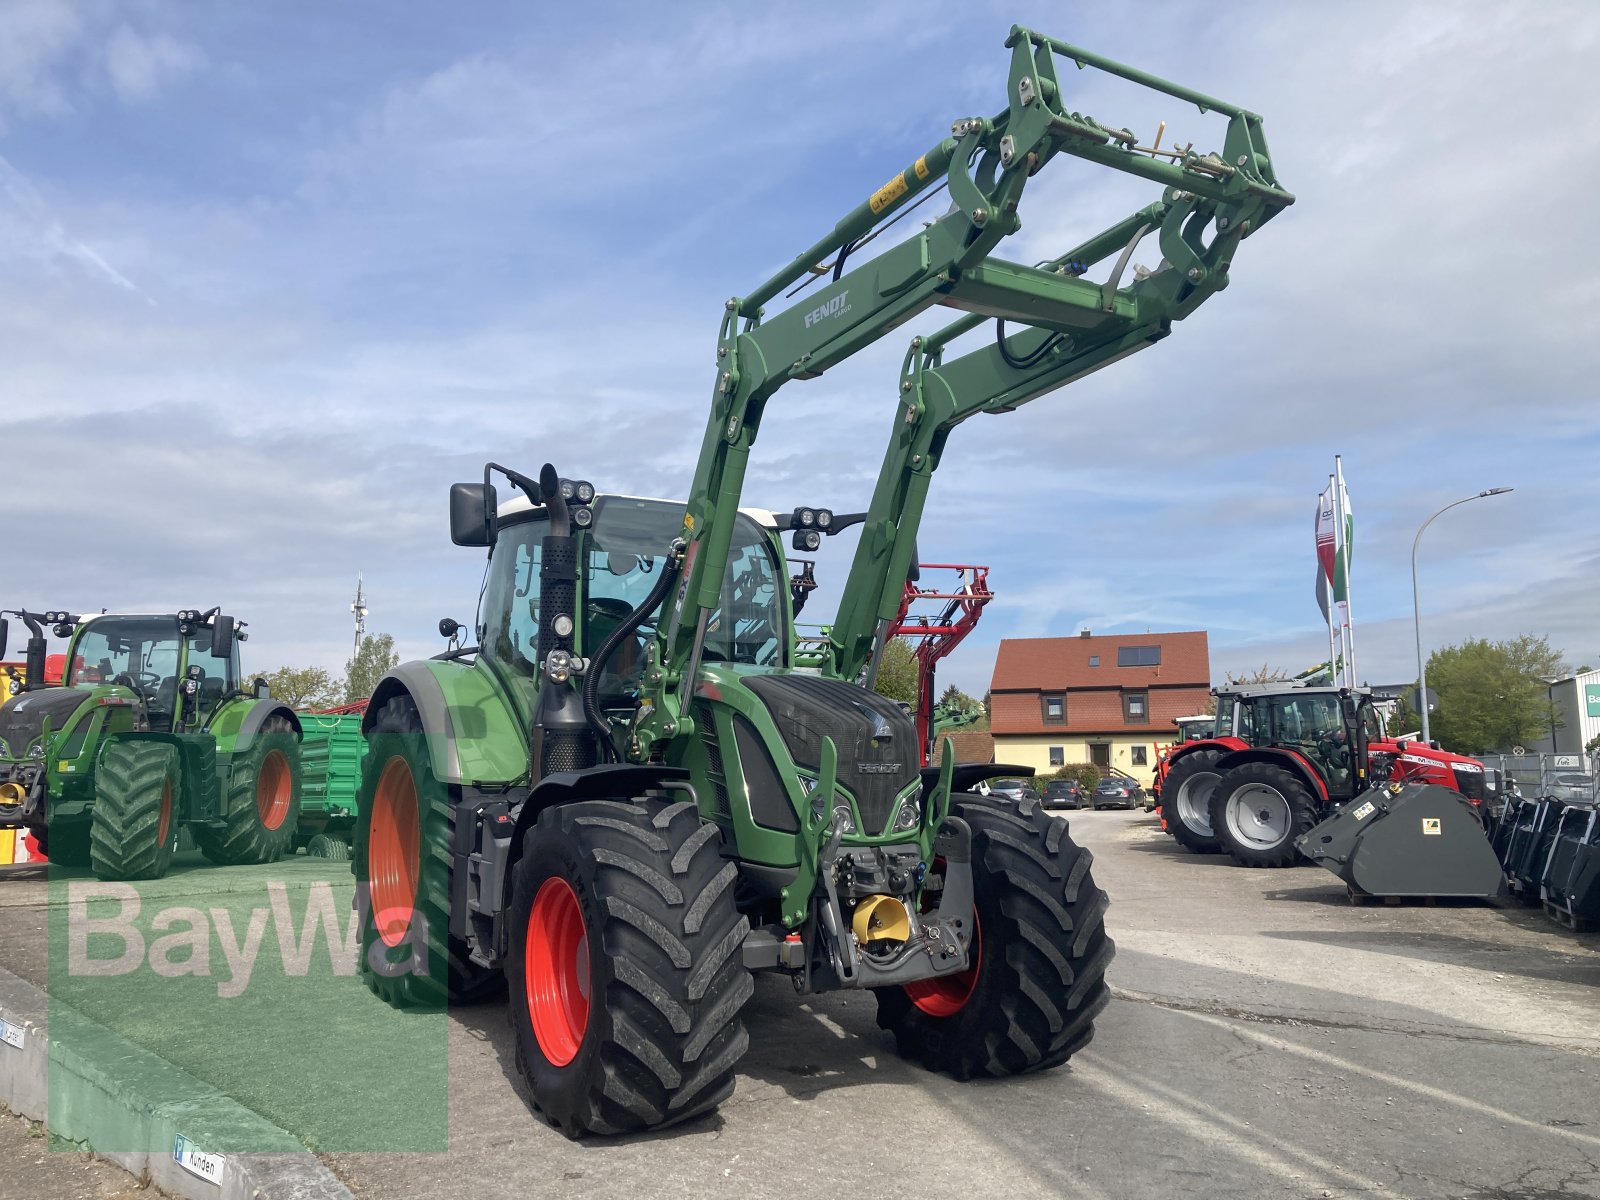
1411,487,1514,744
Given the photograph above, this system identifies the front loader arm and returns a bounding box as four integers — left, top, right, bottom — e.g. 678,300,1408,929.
829,138,1288,682
644,27,1292,745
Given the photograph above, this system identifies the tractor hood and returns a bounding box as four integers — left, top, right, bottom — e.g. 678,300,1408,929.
1374,739,1485,802
738,671,918,836
0,686,92,759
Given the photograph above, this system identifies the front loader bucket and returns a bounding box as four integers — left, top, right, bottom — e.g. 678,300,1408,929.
1541,805,1600,930
1295,783,1506,899
1503,797,1567,899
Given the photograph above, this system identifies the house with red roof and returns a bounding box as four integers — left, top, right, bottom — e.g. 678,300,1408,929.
989,630,1212,781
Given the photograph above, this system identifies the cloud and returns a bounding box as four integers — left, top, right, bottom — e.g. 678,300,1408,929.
102,25,205,103
0,152,151,298
0,0,1594,708
0,0,83,125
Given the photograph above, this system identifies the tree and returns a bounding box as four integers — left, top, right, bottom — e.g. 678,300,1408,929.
263,665,342,710
345,633,400,703
1427,635,1564,755
871,637,919,707
938,683,979,711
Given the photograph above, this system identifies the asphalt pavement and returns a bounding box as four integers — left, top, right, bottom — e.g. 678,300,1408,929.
4,813,1599,1199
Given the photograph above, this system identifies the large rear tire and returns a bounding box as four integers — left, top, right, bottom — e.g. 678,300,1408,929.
507,798,751,1138
352,695,499,1008
1162,749,1225,854
874,796,1113,1079
90,741,180,881
1210,762,1319,868
195,717,302,865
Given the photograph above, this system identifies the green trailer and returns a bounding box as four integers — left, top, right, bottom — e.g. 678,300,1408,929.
295,707,365,859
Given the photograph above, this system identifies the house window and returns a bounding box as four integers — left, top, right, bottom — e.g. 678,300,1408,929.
1041,694,1066,724
1049,746,1064,766
1117,645,1161,667
1124,691,1149,723
1088,655,1099,667
1131,745,1148,766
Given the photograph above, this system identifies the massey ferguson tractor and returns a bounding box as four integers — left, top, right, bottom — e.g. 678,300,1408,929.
0,608,302,878
350,27,1293,1136
1158,682,1485,867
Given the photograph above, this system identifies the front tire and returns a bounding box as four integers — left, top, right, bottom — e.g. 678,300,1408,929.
507,799,751,1137
352,695,499,1008
90,741,180,880
195,717,302,865
1162,749,1225,854
874,796,1113,1079
1210,763,1319,868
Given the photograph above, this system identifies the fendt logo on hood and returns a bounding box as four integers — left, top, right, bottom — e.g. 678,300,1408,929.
804,290,850,328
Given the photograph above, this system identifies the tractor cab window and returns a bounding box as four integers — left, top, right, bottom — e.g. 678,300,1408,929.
1358,700,1384,742
483,498,786,684
482,514,548,678
704,535,783,667
69,618,187,723
183,623,238,706
578,497,784,673
1250,692,1354,792
582,497,682,700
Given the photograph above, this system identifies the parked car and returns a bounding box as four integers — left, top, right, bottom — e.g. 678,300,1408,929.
1042,778,1084,810
1548,773,1596,802
1093,777,1145,810
986,777,1040,803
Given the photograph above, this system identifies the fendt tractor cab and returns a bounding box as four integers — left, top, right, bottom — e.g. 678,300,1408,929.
0,608,302,878
350,27,1293,1137
1158,682,1484,867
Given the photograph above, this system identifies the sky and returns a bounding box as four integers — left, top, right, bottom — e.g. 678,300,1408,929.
1,0,1595,698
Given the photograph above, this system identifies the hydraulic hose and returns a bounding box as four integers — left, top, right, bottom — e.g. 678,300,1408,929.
582,544,684,762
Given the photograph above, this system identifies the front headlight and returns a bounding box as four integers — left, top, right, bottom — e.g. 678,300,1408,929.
810,792,855,832
891,797,921,832
28,743,45,760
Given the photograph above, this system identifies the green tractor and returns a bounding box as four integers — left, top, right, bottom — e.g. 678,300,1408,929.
351,27,1292,1135
0,608,303,879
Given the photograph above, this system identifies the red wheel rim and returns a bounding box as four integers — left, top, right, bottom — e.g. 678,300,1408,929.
158,780,172,847
369,757,420,948
525,876,590,1066
256,749,292,831
904,909,982,1017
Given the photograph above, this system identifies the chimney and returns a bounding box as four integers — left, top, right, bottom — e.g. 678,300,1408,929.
1079,628,1092,639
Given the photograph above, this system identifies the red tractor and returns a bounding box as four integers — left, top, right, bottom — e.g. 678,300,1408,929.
1158,683,1485,867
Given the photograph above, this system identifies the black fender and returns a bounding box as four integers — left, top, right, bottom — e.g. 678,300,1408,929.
920,761,1035,797
234,700,302,752
501,763,692,901
365,664,462,782
1213,747,1328,803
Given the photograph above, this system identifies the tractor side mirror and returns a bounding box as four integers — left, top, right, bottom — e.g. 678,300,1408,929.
450,482,497,547
0,618,7,662
211,615,236,658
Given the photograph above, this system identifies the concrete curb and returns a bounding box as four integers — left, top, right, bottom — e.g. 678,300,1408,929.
0,964,352,1200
